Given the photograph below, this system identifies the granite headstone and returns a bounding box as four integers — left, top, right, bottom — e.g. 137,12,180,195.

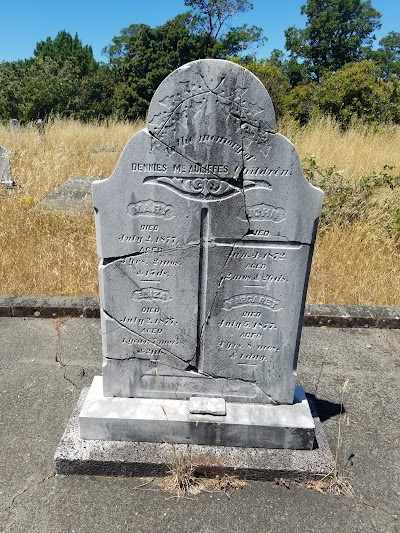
79,59,323,449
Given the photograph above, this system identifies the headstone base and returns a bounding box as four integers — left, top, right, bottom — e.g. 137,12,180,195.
55,382,332,478
79,377,316,449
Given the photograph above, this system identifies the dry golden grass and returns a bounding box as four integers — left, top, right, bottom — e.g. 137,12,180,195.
0,116,399,305
157,443,246,497
309,220,400,306
280,116,400,182
305,379,354,498
0,118,142,296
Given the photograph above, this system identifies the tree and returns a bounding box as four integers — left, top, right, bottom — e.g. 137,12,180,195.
106,2,267,118
267,49,309,87
185,0,266,57
102,24,141,64
0,31,111,122
285,0,381,79
372,31,400,78
315,60,400,125
234,58,290,118
283,60,400,126
111,15,203,119
0,61,28,120
34,30,98,76
21,57,82,120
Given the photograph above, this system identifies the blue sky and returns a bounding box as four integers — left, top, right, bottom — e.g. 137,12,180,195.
0,0,398,63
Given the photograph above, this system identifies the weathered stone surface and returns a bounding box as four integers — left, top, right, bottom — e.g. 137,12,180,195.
9,118,20,132
0,145,13,186
57,385,333,477
35,176,96,213
80,377,315,449
92,59,323,410
189,396,226,415
35,118,45,134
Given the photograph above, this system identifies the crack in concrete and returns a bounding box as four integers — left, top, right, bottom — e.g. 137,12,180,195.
54,318,80,389
0,472,56,516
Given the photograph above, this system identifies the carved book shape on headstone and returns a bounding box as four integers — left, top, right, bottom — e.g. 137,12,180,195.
93,59,323,405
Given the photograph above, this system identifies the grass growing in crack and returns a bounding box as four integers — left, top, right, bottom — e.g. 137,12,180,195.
305,379,354,497
158,406,246,497
157,452,247,498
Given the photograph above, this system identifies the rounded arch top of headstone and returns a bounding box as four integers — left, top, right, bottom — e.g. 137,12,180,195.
147,59,276,146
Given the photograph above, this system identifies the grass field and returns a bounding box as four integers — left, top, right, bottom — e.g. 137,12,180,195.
1,117,399,305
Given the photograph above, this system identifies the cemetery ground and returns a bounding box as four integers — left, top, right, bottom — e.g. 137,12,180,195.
0,316,399,532
0,117,399,306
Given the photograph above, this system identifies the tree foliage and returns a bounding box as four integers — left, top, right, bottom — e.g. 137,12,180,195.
0,31,114,121
285,0,381,79
184,0,266,57
111,14,203,119
0,3,399,127
233,58,290,118
284,60,400,125
34,30,98,76
372,31,400,78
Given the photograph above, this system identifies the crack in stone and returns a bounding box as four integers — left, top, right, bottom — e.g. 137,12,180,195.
102,309,191,369
148,72,274,184
198,70,275,135
111,261,195,345
104,242,201,263
198,244,238,349
150,88,210,136
148,130,230,182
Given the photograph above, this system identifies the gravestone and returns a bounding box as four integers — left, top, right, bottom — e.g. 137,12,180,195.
79,59,323,450
35,176,96,213
35,119,45,135
0,146,14,187
9,118,21,132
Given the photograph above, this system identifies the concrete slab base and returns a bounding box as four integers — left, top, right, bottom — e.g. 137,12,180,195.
78,377,316,449
55,382,333,479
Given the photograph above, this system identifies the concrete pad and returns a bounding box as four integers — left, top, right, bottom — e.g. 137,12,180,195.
1,318,399,532
55,384,331,478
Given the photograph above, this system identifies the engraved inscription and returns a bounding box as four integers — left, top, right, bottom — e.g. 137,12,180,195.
218,320,276,330
132,288,171,302
222,294,282,311
238,204,285,223
127,199,174,219
243,167,291,177
132,163,167,172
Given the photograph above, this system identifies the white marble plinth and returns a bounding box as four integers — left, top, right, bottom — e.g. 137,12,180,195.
79,377,315,450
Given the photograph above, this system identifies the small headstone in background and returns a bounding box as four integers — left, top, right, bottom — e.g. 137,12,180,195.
0,146,14,187
35,176,97,213
92,144,117,153
35,119,45,135
9,119,21,133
